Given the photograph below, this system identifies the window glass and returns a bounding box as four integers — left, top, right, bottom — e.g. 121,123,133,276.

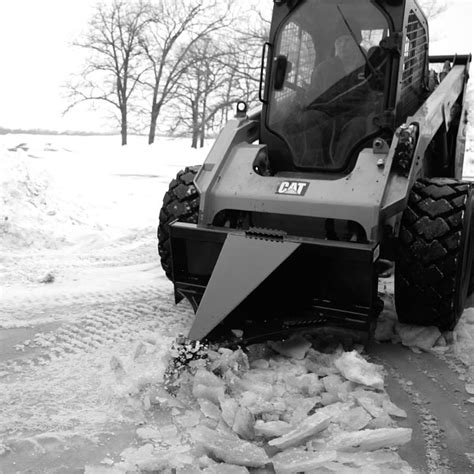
267,0,389,170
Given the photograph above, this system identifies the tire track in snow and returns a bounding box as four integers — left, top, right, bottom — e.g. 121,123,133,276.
371,343,474,472
0,286,193,376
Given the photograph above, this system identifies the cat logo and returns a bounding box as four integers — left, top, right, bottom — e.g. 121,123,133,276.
276,181,309,196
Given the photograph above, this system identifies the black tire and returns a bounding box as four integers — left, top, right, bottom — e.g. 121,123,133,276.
395,177,474,331
157,166,200,281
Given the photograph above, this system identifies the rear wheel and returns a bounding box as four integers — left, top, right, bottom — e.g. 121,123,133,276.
395,178,474,331
157,166,200,281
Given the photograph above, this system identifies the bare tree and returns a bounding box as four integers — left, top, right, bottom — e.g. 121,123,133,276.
139,0,231,144
172,37,238,148
65,0,151,145
418,0,447,20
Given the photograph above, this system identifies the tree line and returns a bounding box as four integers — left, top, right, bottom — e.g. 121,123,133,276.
65,0,268,146
65,0,445,147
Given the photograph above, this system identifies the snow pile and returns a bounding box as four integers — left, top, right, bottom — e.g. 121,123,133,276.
0,134,211,251
85,338,413,473
375,283,448,354
453,308,474,367
0,142,99,249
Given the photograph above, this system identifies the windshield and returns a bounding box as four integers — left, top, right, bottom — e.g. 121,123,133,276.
267,0,390,171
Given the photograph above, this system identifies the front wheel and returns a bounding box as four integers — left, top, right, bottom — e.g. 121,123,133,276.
157,166,200,281
395,178,474,331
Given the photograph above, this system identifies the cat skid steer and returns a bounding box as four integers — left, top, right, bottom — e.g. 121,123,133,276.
158,0,472,344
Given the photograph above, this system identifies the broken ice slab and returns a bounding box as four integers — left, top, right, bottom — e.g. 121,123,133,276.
268,410,333,450
382,399,407,418
322,374,344,394
193,383,225,405
236,376,275,399
210,348,249,376
190,425,270,467
254,420,292,438
202,464,250,473
322,375,355,401
367,412,395,429
271,447,337,474
334,351,384,389
193,369,226,404
193,368,226,388
294,373,324,396
353,392,384,418
199,398,222,421
289,397,321,424
305,349,340,376
250,359,270,369
220,398,239,427
176,410,201,429
232,406,255,440
395,324,442,352
338,406,372,431
322,427,412,452
268,336,312,360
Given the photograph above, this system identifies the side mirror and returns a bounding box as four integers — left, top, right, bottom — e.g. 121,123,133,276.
273,55,289,91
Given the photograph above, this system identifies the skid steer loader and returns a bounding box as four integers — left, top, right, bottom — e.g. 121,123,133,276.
158,0,472,344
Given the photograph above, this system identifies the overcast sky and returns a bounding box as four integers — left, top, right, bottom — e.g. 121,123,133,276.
0,0,472,133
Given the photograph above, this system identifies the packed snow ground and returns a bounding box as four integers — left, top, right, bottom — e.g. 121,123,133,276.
1,90,474,473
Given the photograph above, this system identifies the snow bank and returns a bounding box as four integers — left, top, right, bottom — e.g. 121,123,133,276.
0,134,210,250
84,337,413,473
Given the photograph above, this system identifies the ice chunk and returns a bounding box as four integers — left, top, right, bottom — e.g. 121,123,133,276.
317,401,353,421
210,348,249,375
334,351,384,389
199,398,222,421
250,359,269,369
321,392,339,406
353,393,384,418
395,324,442,352
334,450,414,472
193,369,226,404
194,368,225,388
176,410,201,428
232,406,255,440
193,384,225,405
268,336,312,360
322,374,344,394
367,412,395,429
220,398,239,427
191,426,269,467
268,411,333,450
466,383,474,395
338,407,372,431
290,398,322,424
203,465,249,474
322,375,354,401
294,373,324,396
271,448,337,474
305,349,340,376
236,378,274,399
254,420,292,438
382,399,407,418
324,427,412,451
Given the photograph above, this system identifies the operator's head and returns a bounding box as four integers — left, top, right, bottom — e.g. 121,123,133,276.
334,34,360,61
333,17,363,63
